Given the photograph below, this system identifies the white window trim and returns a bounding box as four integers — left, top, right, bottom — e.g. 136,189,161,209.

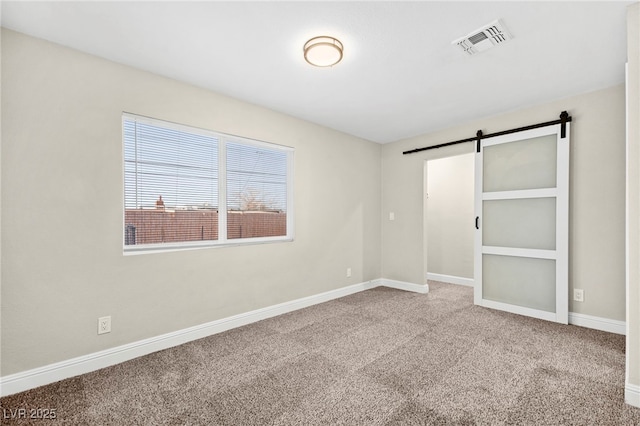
122,113,294,255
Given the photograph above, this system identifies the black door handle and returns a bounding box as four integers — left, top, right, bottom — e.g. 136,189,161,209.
475,216,480,230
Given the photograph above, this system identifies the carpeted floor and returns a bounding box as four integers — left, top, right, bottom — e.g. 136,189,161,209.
2,281,639,425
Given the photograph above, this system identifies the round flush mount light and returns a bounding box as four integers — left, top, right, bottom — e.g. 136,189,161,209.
303,36,344,67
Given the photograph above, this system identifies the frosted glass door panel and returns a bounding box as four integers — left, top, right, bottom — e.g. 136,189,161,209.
483,135,557,192
476,122,569,323
483,198,556,250
483,255,556,313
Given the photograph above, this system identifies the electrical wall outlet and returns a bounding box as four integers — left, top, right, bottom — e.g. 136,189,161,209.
389,212,395,221
98,316,111,335
346,267,352,278
573,289,584,302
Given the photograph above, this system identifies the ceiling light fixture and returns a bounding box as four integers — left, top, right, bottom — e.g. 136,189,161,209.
303,36,343,67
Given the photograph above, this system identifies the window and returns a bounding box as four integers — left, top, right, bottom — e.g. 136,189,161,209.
123,113,293,252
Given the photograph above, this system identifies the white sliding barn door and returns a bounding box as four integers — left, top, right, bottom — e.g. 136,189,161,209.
474,123,570,323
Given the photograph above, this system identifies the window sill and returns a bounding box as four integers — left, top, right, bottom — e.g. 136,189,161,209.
123,236,294,256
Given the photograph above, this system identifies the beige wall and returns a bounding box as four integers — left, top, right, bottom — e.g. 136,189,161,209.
426,154,474,279
0,29,382,375
626,2,640,392
382,84,627,322
382,133,475,284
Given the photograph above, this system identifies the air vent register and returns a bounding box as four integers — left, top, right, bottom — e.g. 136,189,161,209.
452,19,512,56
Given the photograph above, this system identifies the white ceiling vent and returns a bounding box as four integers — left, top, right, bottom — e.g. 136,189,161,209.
452,19,512,56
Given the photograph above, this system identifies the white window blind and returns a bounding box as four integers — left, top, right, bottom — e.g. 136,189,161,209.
226,141,288,239
123,114,293,252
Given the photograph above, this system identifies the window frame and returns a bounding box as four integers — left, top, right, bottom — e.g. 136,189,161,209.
122,113,294,254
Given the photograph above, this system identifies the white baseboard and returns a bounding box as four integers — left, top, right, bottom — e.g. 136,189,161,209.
380,278,429,294
568,312,626,335
423,276,627,336
626,383,640,408
0,280,379,397
426,273,474,287
0,278,431,397
11,279,626,397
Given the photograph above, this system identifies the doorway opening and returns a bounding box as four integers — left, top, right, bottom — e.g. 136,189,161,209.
424,153,475,287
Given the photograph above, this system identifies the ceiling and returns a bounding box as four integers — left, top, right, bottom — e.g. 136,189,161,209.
1,1,632,143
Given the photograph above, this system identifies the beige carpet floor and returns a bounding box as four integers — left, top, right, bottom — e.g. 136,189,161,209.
2,281,639,425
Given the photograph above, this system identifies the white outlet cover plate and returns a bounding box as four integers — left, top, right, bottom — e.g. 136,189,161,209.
98,316,111,334
573,290,584,302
